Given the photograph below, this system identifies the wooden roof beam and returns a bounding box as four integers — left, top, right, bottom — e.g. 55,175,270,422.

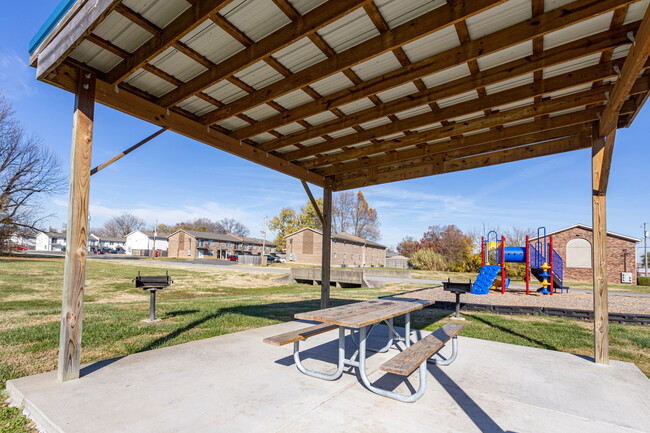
52,62,325,187
231,0,637,141
303,109,602,170
333,133,594,190
258,30,640,152
315,125,587,177
156,0,373,109
104,0,233,85
600,2,650,136
199,0,508,125
283,73,650,162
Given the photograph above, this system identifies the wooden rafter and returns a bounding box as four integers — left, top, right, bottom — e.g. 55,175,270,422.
51,63,326,187
600,2,650,136
199,0,506,125
282,76,649,162
259,38,641,153
156,0,373,108
231,0,636,141
333,132,592,190
104,0,233,85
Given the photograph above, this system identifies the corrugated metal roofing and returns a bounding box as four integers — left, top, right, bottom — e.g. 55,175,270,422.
31,0,650,190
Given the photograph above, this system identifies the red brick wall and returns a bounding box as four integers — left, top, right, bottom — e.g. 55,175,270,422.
531,226,637,285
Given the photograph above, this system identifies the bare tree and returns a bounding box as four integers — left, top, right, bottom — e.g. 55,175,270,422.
0,94,64,250
332,191,355,233
351,191,380,240
215,218,249,236
100,213,145,237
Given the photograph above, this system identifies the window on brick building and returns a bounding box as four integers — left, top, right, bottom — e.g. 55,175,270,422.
566,238,591,268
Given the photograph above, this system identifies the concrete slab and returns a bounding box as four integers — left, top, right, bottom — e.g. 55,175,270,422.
6,322,650,433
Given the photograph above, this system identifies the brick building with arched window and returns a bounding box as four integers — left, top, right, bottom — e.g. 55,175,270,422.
530,225,640,285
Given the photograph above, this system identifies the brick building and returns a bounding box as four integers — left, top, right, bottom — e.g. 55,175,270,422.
530,224,640,285
168,230,276,259
285,228,386,267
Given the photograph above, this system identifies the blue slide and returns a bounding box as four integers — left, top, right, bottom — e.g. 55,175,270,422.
471,265,502,294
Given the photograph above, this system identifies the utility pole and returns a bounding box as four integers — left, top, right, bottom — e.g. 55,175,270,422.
262,216,267,266
152,219,158,259
643,223,648,277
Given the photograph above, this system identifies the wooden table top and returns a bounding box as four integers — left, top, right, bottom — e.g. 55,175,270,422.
294,297,435,328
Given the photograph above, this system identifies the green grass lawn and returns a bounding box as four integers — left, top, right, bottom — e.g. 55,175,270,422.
0,256,649,432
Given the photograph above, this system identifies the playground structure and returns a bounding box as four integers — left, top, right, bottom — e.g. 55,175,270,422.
472,228,564,295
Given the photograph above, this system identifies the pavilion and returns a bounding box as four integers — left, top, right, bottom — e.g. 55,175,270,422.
28,0,650,382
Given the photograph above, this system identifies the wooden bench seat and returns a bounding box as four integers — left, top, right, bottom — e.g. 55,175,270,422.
380,323,464,376
263,323,338,346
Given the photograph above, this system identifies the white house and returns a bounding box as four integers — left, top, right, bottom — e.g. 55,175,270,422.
125,230,169,256
10,232,37,249
35,232,66,251
88,234,126,252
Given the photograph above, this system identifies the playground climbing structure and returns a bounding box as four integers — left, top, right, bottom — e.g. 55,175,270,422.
471,228,564,295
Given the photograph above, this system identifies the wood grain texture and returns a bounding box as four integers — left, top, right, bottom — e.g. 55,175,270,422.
295,299,435,328
380,324,464,376
321,188,332,309
592,124,610,365
58,70,95,382
263,323,338,346
600,2,650,136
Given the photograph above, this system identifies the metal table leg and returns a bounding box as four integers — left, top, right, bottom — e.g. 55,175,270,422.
358,326,427,403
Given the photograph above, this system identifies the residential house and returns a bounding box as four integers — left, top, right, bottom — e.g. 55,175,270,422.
285,228,386,267
10,232,37,249
231,235,276,256
88,234,126,252
168,230,240,259
125,230,169,256
529,224,640,285
35,232,66,251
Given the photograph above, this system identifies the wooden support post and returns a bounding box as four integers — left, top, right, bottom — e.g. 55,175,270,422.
58,70,95,382
592,123,613,365
321,187,332,309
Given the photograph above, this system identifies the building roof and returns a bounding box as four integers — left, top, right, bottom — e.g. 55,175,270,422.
236,236,276,247
90,233,126,243
126,230,169,240
170,229,239,242
286,227,385,249
529,224,641,243
39,231,64,238
29,1,650,191
386,254,408,261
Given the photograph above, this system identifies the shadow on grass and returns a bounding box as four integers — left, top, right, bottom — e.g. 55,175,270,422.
468,314,558,351
136,298,360,353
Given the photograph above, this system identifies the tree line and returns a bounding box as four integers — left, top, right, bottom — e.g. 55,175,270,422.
396,224,537,273
269,190,380,250
95,214,250,238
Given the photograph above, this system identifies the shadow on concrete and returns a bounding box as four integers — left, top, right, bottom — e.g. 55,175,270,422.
430,365,515,433
80,356,125,378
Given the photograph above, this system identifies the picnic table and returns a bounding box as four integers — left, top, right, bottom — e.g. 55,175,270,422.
265,297,463,402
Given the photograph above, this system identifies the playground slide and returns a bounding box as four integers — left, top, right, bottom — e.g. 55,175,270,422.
471,265,502,295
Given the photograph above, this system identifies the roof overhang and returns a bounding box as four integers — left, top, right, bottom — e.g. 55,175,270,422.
30,0,650,190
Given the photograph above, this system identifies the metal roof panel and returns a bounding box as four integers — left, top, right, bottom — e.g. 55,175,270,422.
181,20,245,65
69,40,123,73
220,0,291,43
150,47,208,82
204,80,248,104
124,69,177,97
273,38,328,73
543,11,614,50
242,104,280,121
476,41,533,71
401,25,460,63
93,11,152,54
317,8,379,53
309,72,354,96
374,0,445,29
466,0,531,40
376,82,420,103
235,60,284,90
421,63,471,88
273,89,314,110
351,51,402,81
123,0,190,29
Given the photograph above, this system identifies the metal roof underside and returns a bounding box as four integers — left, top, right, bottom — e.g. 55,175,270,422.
30,0,650,190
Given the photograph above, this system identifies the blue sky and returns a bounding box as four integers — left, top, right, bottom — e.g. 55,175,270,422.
1,1,648,257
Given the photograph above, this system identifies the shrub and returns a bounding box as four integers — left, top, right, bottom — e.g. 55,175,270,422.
409,249,447,271
638,276,650,286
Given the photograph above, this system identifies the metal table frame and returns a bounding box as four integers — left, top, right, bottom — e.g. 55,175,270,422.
292,310,459,402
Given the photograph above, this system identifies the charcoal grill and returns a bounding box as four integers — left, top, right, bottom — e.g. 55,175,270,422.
134,271,173,322
442,278,472,319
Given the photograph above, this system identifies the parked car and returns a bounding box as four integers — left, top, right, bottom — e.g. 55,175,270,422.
228,255,238,262
10,245,27,251
265,255,279,264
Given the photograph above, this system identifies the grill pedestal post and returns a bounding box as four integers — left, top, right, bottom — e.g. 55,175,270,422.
143,288,162,323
